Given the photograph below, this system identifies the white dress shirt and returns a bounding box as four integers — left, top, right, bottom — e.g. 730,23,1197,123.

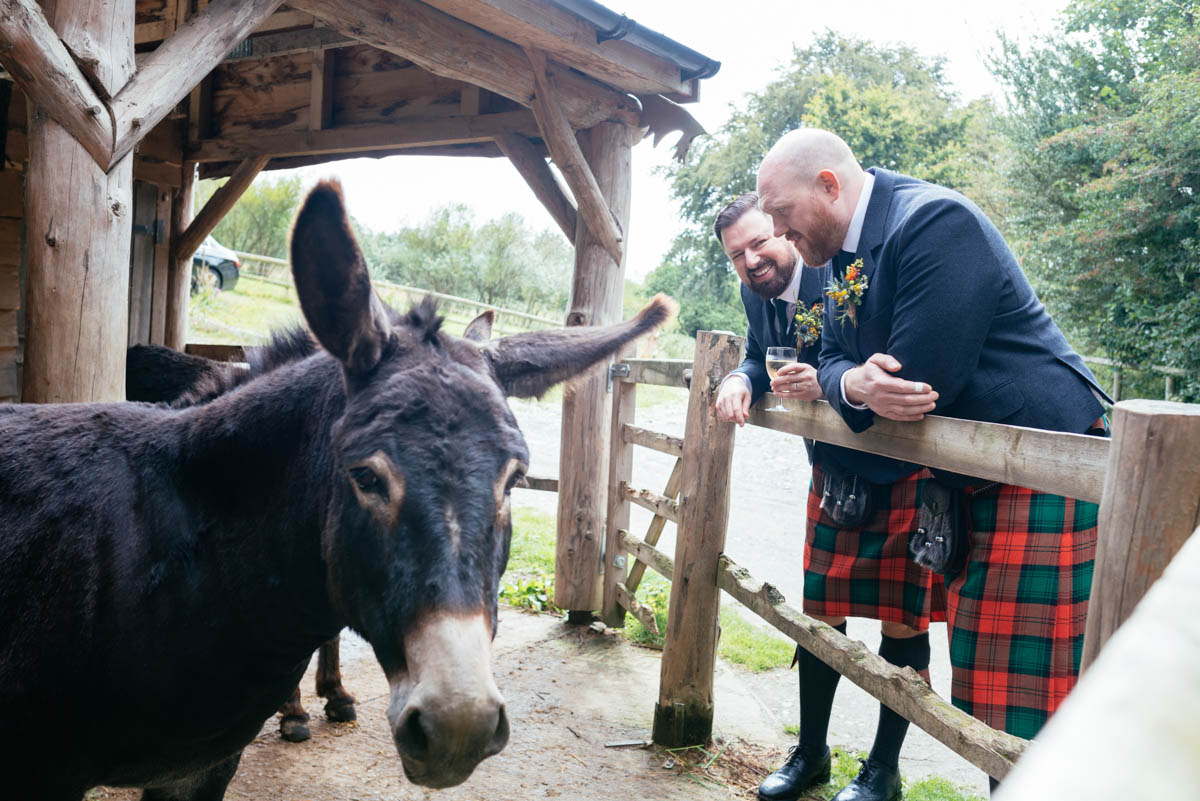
839,172,876,409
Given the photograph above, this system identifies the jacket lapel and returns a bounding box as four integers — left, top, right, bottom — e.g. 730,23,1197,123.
844,168,895,360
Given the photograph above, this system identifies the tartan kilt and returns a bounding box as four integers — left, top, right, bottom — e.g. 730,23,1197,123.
946,483,1098,740
804,465,947,631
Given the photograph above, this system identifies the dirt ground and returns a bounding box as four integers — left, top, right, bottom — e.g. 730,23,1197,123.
92,608,779,801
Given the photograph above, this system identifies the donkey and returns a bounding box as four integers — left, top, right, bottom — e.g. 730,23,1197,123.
0,180,672,801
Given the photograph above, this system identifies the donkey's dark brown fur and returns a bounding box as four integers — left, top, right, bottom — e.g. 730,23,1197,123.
0,180,672,801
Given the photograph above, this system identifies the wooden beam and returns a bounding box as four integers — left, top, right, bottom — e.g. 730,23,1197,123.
221,26,355,62
527,48,623,265
718,554,1027,779
290,0,641,131
198,140,513,178
151,187,173,345
165,164,195,350
22,0,133,403
495,132,577,242
653,331,742,747
108,0,286,170
422,0,688,97
614,582,658,636
747,397,1109,504
618,528,675,582
188,110,542,162
622,423,684,458
308,47,334,131
0,0,114,167
459,84,481,116
602,374,637,627
51,0,136,98
618,358,692,388
175,156,269,264
620,482,679,523
624,458,683,595
1081,400,1200,668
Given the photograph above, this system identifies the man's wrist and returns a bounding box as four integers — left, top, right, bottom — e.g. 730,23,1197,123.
722,372,753,394
840,368,870,410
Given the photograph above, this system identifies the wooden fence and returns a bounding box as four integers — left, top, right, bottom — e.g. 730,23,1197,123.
571,330,1200,781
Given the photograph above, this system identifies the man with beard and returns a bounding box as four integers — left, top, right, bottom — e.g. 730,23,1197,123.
756,129,1109,795
714,194,945,801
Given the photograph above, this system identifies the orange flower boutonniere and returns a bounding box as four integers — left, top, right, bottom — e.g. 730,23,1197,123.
794,301,823,349
825,258,869,327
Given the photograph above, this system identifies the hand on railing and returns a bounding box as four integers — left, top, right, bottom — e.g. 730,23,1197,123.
843,353,939,422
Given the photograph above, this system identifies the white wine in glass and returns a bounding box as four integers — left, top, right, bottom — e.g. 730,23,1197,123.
764,346,797,411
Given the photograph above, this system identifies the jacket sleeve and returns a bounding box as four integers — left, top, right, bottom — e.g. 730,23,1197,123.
817,304,874,432
886,199,1002,410
730,318,771,403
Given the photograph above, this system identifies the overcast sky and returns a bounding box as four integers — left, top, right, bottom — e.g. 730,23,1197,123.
292,0,1067,281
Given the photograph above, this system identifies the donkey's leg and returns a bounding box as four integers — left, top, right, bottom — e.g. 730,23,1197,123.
315,635,357,722
141,751,241,801
277,683,311,742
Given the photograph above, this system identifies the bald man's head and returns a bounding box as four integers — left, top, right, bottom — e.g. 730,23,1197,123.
756,129,865,266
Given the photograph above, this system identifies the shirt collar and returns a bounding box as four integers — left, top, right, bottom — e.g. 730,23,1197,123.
841,170,875,254
774,257,808,303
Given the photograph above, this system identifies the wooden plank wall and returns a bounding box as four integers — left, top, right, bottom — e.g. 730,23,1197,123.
1,87,27,403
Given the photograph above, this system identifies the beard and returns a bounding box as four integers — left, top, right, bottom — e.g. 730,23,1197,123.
745,255,796,300
786,200,844,267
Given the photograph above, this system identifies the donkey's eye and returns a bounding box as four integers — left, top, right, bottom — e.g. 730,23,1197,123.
350,466,381,494
505,469,526,494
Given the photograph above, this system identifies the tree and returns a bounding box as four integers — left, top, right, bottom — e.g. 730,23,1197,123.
647,31,994,336
992,0,1200,400
195,174,303,259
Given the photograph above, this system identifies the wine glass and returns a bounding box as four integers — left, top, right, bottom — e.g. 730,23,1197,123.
764,346,797,412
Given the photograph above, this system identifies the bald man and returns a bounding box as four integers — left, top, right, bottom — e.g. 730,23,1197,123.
757,129,1110,795
712,193,945,801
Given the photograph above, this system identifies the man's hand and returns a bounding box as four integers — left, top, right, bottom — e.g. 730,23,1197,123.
716,375,752,426
843,353,939,421
770,362,823,401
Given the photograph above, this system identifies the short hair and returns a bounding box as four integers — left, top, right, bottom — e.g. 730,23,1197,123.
713,192,760,245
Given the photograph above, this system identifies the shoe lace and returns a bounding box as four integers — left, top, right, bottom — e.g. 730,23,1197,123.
856,757,880,782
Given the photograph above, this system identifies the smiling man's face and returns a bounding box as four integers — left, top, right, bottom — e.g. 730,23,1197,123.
720,207,799,300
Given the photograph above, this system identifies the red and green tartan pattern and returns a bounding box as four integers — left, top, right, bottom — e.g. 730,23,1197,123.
946,484,1098,740
804,466,947,631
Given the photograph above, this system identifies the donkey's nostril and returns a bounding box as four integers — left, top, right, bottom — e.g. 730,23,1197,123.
485,704,510,757
395,708,430,761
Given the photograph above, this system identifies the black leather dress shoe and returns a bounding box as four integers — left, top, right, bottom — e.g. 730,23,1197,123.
757,744,832,801
831,758,901,801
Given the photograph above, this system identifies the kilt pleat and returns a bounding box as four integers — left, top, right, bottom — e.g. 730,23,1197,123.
804,465,946,631
946,484,1097,740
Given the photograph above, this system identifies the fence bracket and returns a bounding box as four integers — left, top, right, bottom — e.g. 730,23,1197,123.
607,361,630,392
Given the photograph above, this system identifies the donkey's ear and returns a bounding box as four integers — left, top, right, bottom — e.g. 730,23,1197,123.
484,295,676,398
290,181,389,374
463,309,495,342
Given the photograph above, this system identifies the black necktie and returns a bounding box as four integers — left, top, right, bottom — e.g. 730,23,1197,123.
834,249,856,274
772,298,791,344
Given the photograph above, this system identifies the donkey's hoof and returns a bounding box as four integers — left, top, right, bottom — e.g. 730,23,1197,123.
280,714,311,742
325,700,357,722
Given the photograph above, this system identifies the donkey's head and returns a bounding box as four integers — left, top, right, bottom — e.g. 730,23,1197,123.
290,181,671,788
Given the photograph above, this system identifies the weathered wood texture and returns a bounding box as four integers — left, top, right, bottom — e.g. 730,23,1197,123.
0,176,19,402
622,423,684,458
618,358,692,388
308,47,334,130
1081,400,1200,668
176,156,269,260
184,342,245,362
620,482,679,524
150,186,172,344
553,121,633,612
109,0,286,169
747,395,1109,504
127,181,158,346
495,131,577,242
653,331,741,747
165,164,194,350
624,458,682,595
515,474,558,493
527,47,623,265
614,581,658,635
0,0,114,167
617,528,675,582
22,0,134,403
717,554,1028,779
602,375,636,627
422,0,688,97
292,0,641,132
996,525,1200,800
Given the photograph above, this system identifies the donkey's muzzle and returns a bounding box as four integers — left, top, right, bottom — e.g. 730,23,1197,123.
386,610,507,787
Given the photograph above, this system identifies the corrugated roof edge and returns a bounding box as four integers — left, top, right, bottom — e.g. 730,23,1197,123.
550,0,721,83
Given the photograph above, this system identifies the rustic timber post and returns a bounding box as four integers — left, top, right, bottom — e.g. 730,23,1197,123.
1081,400,1200,668
165,163,195,351
553,121,634,614
653,331,741,746
601,357,636,628
22,0,135,402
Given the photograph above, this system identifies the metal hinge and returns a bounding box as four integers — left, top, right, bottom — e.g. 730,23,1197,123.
607,361,630,392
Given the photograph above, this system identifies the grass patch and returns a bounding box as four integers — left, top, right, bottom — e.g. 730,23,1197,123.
498,507,560,613
794,749,984,801
716,606,796,672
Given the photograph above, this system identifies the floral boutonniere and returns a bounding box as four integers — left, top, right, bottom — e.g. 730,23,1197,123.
794,301,823,349
825,258,869,327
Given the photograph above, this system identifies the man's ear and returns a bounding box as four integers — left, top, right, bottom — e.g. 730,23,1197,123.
817,169,841,200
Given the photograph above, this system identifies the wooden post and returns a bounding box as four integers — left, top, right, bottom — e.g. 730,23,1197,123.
653,331,742,747
165,163,195,351
1111,367,1122,402
601,363,636,628
22,0,134,403
553,121,634,614
1081,400,1200,668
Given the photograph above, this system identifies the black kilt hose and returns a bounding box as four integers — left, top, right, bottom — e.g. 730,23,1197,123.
803,465,946,631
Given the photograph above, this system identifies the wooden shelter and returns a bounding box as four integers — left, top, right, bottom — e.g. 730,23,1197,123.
0,0,718,612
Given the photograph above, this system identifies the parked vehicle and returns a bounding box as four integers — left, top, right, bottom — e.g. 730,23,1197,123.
191,235,240,292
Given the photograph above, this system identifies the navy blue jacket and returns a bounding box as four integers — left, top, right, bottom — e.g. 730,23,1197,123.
817,168,1107,484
